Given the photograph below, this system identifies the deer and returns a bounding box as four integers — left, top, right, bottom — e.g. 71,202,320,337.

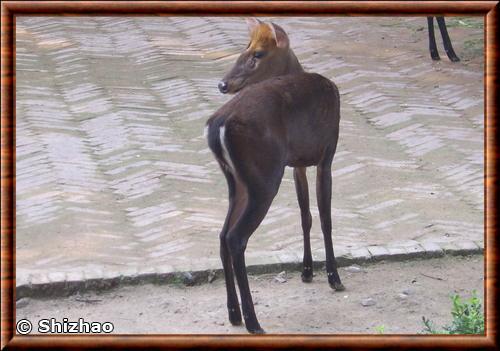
205,18,344,334
427,16,460,62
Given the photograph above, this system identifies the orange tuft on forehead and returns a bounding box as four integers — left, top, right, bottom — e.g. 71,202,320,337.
248,23,276,50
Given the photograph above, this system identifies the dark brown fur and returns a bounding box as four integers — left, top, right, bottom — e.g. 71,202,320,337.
208,73,339,169
206,20,343,334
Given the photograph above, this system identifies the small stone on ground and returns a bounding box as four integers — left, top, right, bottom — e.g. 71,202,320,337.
344,265,363,273
361,297,376,307
274,271,288,283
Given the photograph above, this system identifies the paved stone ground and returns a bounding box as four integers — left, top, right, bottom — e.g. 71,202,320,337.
15,17,484,287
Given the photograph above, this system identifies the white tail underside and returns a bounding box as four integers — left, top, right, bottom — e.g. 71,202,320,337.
219,126,236,173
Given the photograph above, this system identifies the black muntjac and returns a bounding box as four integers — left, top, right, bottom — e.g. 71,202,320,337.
206,18,344,334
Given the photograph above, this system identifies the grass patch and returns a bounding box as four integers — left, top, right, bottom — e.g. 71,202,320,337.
374,325,386,334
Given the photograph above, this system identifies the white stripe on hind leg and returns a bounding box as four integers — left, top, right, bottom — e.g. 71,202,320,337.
219,126,236,174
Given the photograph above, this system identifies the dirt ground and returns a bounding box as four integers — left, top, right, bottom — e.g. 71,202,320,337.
17,255,484,335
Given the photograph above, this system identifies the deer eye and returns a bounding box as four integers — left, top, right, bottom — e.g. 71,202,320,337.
247,57,256,68
253,51,266,59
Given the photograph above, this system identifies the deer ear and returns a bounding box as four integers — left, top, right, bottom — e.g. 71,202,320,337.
269,22,289,49
246,18,261,35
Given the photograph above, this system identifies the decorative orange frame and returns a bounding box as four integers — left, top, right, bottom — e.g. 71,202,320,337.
1,1,497,349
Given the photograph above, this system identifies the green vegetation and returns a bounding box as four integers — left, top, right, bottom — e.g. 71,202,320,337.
168,274,187,287
421,291,484,335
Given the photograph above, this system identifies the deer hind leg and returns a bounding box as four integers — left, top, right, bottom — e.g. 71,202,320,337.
226,174,282,334
436,17,460,62
316,150,344,291
427,16,441,61
294,167,313,283
219,167,244,326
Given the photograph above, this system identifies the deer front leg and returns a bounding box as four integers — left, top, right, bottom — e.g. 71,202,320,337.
316,161,344,291
436,17,460,62
293,167,313,283
427,17,441,61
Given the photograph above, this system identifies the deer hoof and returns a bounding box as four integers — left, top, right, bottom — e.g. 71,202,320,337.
229,314,242,326
301,274,313,283
230,318,242,326
229,310,242,326
330,282,346,291
248,327,266,334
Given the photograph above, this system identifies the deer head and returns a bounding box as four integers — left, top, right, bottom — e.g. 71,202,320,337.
218,18,299,94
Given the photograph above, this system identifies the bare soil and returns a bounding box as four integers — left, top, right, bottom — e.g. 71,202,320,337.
17,255,484,334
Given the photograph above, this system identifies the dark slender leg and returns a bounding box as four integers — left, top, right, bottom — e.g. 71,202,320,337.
316,156,344,291
226,182,280,334
436,16,460,62
293,167,313,283
427,16,441,61
219,169,242,326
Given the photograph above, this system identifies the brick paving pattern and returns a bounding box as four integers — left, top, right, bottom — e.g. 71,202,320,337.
15,17,484,286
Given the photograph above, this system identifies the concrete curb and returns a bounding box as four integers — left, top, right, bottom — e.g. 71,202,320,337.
16,240,484,300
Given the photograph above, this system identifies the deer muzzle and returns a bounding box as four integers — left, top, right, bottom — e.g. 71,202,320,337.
218,81,229,94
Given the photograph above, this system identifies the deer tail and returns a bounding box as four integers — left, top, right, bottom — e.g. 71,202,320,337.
206,117,236,174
